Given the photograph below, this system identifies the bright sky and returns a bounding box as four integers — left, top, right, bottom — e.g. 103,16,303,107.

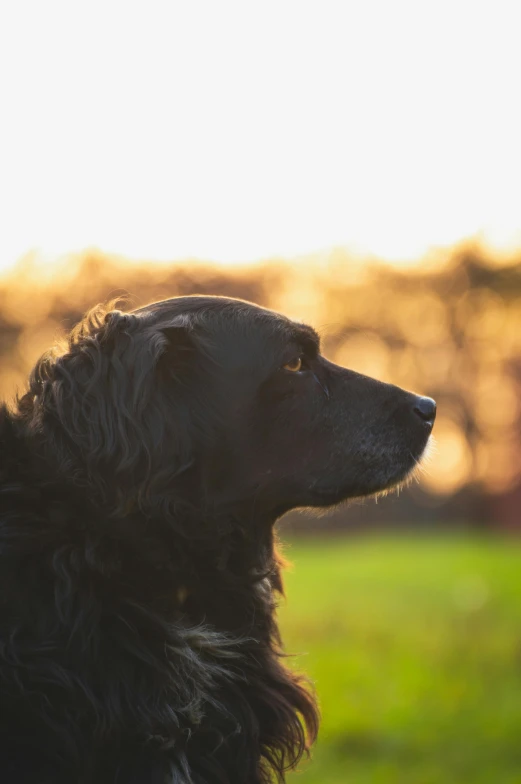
1,0,520,270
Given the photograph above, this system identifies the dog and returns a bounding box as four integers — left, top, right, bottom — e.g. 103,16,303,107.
0,295,435,783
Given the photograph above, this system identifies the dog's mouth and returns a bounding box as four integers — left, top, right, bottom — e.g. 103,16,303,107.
366,432,436,499
404,432,436,485
299,431,435,509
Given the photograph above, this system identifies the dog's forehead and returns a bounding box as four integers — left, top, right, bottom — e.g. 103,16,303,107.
134,295,278,323
134,295,315,346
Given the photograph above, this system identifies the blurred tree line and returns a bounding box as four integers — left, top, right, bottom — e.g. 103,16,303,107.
1,244,520,531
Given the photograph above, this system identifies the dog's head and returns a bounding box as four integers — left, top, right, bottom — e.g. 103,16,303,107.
23,295,435,523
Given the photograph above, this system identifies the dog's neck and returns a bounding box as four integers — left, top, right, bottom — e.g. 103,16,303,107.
1,402,318,783
2,403,282,626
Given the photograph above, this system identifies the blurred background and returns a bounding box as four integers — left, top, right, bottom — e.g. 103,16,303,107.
1,1,521,781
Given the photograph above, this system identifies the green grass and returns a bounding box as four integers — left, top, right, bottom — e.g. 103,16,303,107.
277,534,521,784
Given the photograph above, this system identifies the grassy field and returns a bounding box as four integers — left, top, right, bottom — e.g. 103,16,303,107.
277,534,521,784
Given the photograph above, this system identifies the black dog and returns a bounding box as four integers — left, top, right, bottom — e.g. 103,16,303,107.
0,296,435,783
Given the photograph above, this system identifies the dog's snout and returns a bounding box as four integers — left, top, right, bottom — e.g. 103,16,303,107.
413,396,436,426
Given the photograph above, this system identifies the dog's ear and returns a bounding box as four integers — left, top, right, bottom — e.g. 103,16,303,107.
156,318,199,380
160,322,195,351
27,307,200,515
102,309,139,340
160,314,196,345
101,310,197,378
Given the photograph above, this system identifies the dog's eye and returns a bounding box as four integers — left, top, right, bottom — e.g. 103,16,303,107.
283,356,303,372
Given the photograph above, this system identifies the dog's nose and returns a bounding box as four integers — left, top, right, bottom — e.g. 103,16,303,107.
413,396,437,426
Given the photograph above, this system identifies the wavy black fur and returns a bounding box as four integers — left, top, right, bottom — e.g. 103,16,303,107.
0,298,319,784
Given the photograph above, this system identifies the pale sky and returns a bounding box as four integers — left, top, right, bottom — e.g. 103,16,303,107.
1,0,520,271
